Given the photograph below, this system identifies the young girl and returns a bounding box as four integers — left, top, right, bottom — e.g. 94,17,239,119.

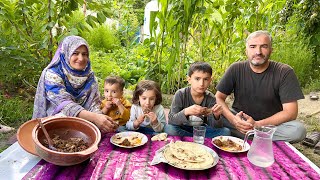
126,80,166,134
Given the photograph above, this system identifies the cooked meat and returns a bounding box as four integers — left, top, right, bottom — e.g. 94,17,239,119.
44,134,89,153
213,138,242,151
143,108,151,114
213,139,223,147
120,138,131,146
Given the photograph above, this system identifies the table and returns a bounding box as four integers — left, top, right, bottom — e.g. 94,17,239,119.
1,134,319,180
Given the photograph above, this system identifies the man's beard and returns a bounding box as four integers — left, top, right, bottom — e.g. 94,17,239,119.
249,54,269,66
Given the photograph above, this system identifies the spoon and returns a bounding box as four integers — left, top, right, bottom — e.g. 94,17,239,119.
37,118,57,151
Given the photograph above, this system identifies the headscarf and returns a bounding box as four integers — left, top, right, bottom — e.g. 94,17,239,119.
32,36,99,118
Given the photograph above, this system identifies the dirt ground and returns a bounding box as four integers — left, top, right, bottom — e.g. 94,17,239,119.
293,93,320,168
298,95,320,119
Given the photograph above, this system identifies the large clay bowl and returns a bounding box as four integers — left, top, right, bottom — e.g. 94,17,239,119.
32,117,101,166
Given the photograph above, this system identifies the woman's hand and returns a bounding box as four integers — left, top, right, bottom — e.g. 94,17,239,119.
94,114,119,133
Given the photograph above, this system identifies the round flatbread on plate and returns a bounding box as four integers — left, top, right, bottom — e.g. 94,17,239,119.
212,136,250,153
163,141,219,170
110,132,148,148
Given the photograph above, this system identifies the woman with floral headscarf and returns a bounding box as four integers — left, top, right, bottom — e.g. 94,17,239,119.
33,35,118,132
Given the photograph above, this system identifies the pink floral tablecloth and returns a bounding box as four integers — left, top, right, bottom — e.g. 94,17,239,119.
23,134,320,180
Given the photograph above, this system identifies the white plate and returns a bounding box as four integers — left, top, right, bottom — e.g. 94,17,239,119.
110,131,148,148
163,142,219,170
212,136,250,153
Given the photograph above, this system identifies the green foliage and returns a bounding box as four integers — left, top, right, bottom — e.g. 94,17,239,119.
62,10,90,37
0,0,112,93
90,44,149,91
279,0,320,71
133,0,148,24
83,25,120,52
144,0,291,93
271,33,314,87
0,0,51,92
304,79,320,94
0,94,33,127
111,0,141,46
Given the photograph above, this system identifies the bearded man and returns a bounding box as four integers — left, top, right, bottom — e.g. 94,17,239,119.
215,30,306,143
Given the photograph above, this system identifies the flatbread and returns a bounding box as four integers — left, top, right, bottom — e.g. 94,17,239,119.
127,135,142,145
112,134,123,144
168,141,207,162
163,141,214,170
151,133,167,141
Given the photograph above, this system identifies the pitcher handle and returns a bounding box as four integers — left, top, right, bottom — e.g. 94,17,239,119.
243,130,255,149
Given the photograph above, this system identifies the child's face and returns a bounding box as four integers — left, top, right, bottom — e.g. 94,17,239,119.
139,90,156,111
104,83,123,100
187,70,212,94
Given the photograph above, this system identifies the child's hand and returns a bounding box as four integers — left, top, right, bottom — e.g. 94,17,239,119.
112,98,121,106
104,100,113,109
133,114,145,128
102,100,113,114
185,105,207,116
146,112,157,124
211,104,223,119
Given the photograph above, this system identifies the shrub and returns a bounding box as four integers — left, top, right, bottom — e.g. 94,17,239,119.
83,25,120,52
271,33,314,87
304,79,320,94
90,45,148,92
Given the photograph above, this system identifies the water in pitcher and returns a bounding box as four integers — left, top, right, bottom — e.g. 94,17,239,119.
248,155,274,167
245,125,276,168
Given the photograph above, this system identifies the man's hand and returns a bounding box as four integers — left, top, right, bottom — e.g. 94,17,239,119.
233,111,254,134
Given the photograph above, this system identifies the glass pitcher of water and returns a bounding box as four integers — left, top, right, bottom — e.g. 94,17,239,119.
244,125,276,168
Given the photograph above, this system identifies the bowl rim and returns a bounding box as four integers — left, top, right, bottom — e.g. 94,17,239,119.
32,116,101,155
17,119,38,155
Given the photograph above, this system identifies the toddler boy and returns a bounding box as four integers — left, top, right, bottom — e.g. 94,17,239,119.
101,76,131,126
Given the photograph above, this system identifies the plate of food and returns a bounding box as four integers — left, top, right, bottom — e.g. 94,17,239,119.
212,136,250,153
162,141,219,170
110,131,148,148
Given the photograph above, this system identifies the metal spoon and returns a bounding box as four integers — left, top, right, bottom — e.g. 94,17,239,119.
37,118,57,151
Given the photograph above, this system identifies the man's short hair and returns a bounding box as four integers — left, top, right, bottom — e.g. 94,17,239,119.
104,76,125,90
188,62,212,77
246,30,272,46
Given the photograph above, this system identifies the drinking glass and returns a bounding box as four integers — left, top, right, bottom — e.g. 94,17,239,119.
193,126,206,144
